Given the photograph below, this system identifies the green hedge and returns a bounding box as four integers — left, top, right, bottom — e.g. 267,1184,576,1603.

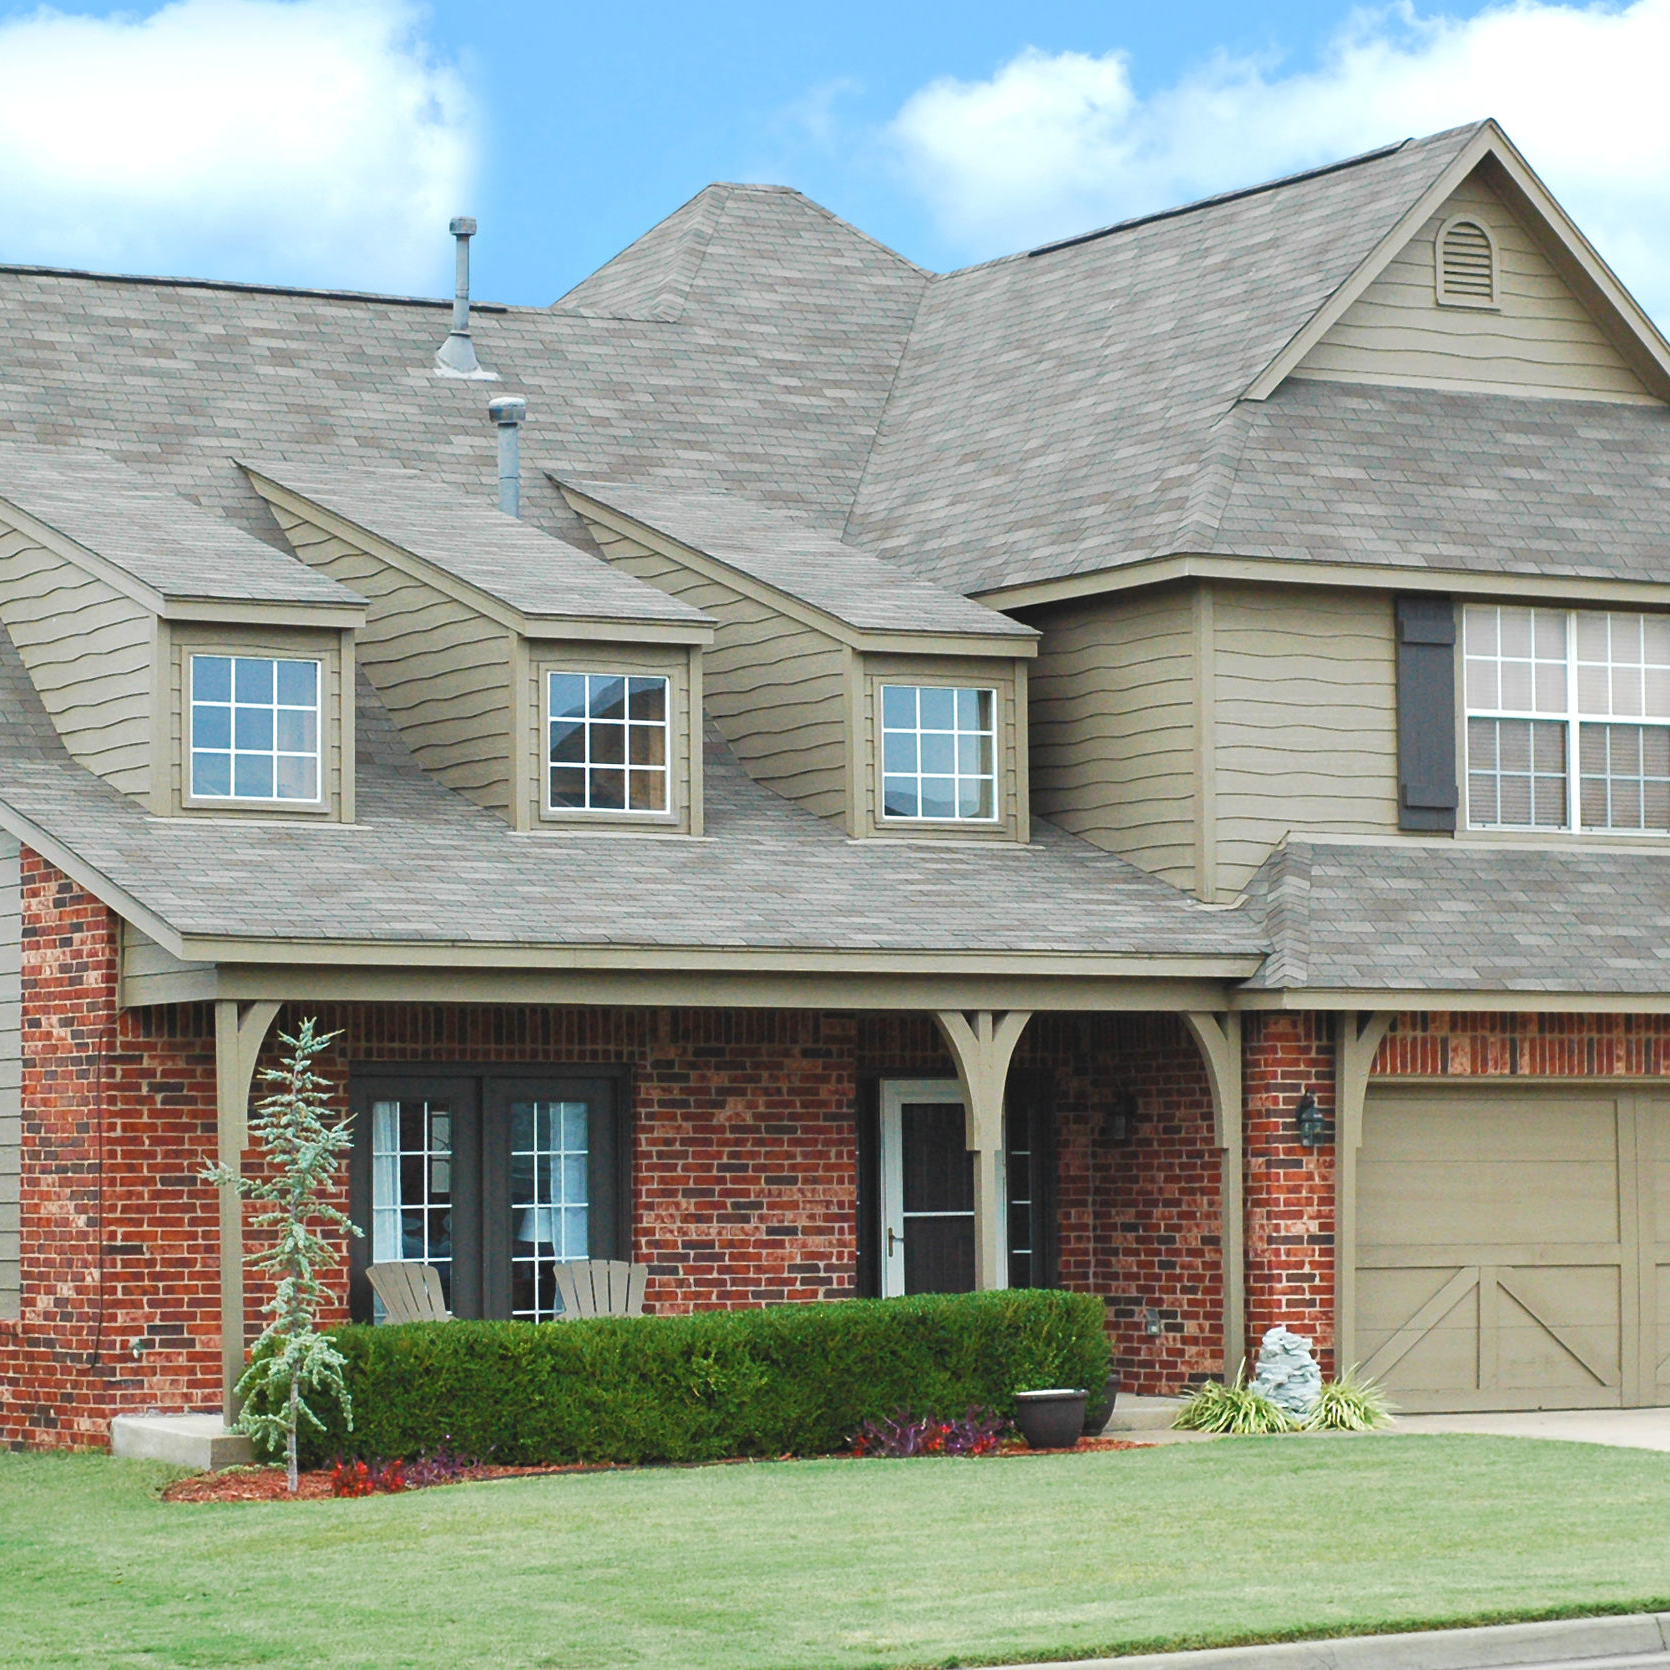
264,1289,1108,1468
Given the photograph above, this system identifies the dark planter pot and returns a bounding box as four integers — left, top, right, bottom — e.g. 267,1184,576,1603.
1014,1388,1088,1450
1082,1372,1121,1437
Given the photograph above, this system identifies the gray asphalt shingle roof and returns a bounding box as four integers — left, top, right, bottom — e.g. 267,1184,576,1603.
0,442,357,607
1244,838,1670,993
561,478,1034,640
240,457,709,626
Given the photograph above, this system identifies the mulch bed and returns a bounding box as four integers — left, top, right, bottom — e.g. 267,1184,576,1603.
163,1436,1153,1502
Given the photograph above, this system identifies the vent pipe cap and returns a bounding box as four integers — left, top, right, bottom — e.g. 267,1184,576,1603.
488,396,527,517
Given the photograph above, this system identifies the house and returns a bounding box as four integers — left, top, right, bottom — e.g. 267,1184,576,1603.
4,116,1670,1448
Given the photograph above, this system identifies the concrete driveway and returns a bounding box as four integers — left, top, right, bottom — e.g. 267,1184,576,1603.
1392,1408,1670,1450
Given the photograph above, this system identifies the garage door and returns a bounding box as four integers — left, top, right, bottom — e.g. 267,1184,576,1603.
1357,1088,1670,1412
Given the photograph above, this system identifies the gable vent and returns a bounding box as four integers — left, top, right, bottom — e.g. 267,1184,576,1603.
1436,217,1498,308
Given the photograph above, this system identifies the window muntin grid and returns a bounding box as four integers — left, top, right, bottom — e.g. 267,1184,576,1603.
881,685,997,822
509,1100,589,1322
189,654,320,802
547,673,669,815
370,1098,454,1315
1464,606,1670,835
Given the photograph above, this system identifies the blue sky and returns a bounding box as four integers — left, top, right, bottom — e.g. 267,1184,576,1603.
1,0,1667,319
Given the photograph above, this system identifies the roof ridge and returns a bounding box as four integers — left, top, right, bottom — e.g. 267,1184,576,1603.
0,261,510,311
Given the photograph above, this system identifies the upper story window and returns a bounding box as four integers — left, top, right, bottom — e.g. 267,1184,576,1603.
547,672,670,815
881,684,997,822
189,653,321,803
1464,605,1670,834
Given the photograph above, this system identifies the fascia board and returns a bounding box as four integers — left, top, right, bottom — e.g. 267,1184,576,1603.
1234,987,1670,1014
562,484,1034,657
160,598,367,628
520,616,714,647
975,552,1670,614
171,934,1264,980
0,795,191,957
1244,123,1500,402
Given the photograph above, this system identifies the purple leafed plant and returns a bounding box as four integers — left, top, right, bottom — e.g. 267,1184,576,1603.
849,1406,1010,1458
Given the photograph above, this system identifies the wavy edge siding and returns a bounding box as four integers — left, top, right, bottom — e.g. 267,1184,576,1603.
0,833,19,1318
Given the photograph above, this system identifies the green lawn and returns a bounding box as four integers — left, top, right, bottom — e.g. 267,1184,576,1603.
3,1436,1669,1670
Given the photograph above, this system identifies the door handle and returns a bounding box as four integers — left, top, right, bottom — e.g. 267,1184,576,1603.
887,1228,904,1256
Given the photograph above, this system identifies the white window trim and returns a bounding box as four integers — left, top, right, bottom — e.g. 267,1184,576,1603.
185,651,326,810
1464,606,1670,837
878,682,1001,826
542,668,676,821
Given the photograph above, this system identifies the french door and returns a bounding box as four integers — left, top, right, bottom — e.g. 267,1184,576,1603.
349,1070,624,1323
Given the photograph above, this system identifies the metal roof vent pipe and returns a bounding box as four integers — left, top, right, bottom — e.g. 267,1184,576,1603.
435,216,496,379
488,395,527,516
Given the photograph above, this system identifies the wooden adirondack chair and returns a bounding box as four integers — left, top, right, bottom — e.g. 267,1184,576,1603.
367,1261,452,1323
551,1258,647,1320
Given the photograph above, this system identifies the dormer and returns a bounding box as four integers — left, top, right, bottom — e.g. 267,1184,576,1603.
242,460,715,834
0,445,366,820
557,481,1039,841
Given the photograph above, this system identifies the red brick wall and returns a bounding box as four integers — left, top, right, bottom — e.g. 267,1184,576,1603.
1377,1012,1670,1077
0,854,224,1449
1242,1011,1336,1377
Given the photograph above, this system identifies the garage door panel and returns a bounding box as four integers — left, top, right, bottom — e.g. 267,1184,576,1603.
1495,1269,1620,1393
1358,1089,1636,1412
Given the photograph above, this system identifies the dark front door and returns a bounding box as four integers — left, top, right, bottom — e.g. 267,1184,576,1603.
350,1069,625,1323
880,1081,975,1296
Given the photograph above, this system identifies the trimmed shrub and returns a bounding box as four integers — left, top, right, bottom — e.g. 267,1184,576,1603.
261,1289,1108,1468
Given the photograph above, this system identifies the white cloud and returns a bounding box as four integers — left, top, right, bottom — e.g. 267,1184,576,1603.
0,0,474,293
890,1,1670,319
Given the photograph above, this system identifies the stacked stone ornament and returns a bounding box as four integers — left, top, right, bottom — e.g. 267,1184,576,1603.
1250,1325,1322,1420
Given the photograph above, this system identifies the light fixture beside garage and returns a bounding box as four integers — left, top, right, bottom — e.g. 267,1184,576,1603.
1294,1093,1326,1148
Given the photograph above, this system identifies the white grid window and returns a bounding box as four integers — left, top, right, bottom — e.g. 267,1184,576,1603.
510,1100,589,1322
370,1099,454,1316
881,685,997,821
1465,605,1670,834
190,654,320,802
547,673,669,814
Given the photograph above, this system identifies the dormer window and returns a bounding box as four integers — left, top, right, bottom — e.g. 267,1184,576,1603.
189,653,321,803
881,684,997,821
547,671,671,815
1436,217,1498,308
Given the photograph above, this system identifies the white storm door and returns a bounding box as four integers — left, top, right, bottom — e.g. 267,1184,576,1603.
880,1079,995,1298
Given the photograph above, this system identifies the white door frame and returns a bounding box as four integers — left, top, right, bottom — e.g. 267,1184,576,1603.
879,1079,1005,1298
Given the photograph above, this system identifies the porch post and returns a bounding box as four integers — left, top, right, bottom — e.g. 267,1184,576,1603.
1334,1011,1393,1375
1183,1012,1242,1381
933,1010,1032,1292
214,1000,280,1418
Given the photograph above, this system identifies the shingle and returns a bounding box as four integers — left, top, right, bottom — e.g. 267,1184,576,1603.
561,478,1033,639
0,442,356,606
241,457,709,626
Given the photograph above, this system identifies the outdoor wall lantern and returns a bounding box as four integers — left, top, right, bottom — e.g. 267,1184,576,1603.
1294,1092,1326,1148
1101,1090,1140,1145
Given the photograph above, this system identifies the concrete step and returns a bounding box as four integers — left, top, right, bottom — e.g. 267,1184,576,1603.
1101,1394,1186,1433
110,1412,254,1471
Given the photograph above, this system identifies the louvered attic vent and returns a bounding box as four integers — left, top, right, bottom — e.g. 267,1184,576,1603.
1436,217,1498,308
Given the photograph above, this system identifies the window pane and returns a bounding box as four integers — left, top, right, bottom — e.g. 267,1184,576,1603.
629,723,665,767
233,754,274,799
590,767,626,810
234,707,274,752
192,751,231,798
234,658,275,703
276,660,317,706
1579,721,1670,832
1468,717,1566,828
549,766,586,808
275,755,317,801
627,677,666,724
194,704,231,750
193,655,232,703
629,768,667,812
878,683,1000,823
550,719,585,764
550,673,587,720
370,1097,454,1317
275,708,317,754
589,676,627,723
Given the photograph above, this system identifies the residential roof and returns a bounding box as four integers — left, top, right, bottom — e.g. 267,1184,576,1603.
1244,838,1670,994
0,443,357,608
560,478,1035,642
0,625,1256,964
240,458,710,628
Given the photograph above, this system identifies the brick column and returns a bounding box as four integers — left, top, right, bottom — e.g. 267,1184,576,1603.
1242,1011,1336,1376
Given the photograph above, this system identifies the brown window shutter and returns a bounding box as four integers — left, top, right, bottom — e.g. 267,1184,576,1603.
1397,596,1457,832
